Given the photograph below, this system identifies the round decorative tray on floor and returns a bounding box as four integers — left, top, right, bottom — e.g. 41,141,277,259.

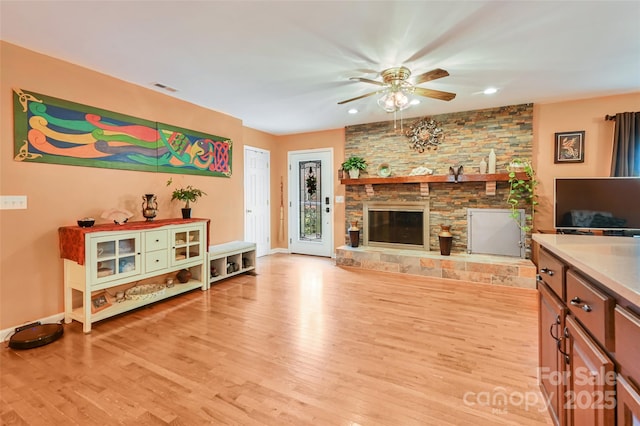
125,284,166,301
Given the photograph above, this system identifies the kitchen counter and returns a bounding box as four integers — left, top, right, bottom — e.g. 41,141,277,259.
533,233,640,306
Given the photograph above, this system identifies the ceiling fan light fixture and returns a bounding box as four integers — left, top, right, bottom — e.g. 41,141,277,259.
337,66,455,111
378,88,411,113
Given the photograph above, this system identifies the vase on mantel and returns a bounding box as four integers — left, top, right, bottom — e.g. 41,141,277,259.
348,169,360,179
438,224,453,256
479,158,487,174
488,149,497,174
348,221,360,247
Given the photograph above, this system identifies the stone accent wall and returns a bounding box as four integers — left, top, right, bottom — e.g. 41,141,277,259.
344,103,533,253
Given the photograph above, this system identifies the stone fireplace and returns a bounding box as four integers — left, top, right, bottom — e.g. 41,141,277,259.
336,103,536,288
342,103,534,253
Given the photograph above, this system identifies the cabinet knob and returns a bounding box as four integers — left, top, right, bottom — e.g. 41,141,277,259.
540,267,554,276
155,239,159,242
570,297,592,312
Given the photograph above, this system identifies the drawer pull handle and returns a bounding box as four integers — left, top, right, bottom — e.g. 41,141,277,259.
540,267,554,276
549,314,562,342
558,327,571,365
570,297,592,312
155,239,159,242
550,324,560,342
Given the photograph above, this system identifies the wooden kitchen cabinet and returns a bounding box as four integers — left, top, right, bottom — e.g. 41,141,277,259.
536,244,638,426
564,315,615,426
616,376,640,426
539,281,568,426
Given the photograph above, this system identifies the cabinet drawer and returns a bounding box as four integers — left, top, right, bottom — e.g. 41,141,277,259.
145,230,168,251
566,270,614,351
615,306,640,385
538,248,565,299
145,250,168,273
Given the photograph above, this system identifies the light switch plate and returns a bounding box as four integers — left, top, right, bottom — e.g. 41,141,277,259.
0,195,28,210
335,195,344,203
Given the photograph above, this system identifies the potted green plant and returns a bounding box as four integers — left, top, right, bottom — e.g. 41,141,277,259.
341,156,367,178
506,159,538,232
166,178,207,219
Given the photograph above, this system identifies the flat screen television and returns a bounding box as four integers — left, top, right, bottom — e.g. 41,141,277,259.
554,177,640,234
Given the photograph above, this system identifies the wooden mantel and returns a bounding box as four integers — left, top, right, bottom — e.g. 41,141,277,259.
340,172,529,196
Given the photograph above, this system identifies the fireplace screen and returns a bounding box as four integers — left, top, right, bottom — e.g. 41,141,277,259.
364,202,429,250
299,160,322,241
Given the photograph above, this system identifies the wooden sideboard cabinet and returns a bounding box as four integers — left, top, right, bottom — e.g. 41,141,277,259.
59,219,209,333
536,245,640,426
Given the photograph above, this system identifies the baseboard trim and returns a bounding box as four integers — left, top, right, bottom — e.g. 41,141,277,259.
1,313,65,342
270,248,290,254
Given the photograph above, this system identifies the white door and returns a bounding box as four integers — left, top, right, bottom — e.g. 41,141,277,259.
244,146,270,257
288,149,333,257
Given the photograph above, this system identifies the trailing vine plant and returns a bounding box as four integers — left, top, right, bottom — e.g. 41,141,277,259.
506,159,538,232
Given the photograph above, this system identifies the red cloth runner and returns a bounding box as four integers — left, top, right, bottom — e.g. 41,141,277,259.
59,218,210,265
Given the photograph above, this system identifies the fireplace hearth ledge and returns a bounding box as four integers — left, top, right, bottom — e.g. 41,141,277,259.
335,245,536,289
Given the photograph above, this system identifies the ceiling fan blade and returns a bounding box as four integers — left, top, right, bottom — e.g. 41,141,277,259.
413,68,449,85
337,90,381,105
413,87,456,101
349,77,387,86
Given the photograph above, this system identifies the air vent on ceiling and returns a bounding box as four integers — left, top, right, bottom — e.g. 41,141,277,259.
152,82,178,93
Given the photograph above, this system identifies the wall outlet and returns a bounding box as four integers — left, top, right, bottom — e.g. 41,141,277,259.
0,195,28,210
335,195,345,203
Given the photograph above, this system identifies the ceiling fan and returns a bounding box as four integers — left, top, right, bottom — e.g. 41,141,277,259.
338,66,456,111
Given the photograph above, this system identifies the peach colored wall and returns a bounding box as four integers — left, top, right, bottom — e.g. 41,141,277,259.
278,129,347,250
533,92,640,230
0,42,278,330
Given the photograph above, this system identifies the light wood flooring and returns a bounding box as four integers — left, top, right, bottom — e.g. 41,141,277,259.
1,254,553,425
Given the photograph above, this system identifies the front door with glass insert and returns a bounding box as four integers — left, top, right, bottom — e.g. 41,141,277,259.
288,149,333,257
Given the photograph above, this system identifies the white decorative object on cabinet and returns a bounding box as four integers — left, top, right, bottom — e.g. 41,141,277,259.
209,241,256,284
59,219,209,333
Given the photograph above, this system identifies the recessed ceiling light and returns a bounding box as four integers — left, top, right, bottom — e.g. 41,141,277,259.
483,87,498,95
348,108,358,114
410,99,421,105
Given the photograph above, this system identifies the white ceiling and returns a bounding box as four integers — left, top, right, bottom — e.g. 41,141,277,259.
1,1,639,136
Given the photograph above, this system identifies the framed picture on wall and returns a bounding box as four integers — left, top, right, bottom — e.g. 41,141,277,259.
554,131,585,163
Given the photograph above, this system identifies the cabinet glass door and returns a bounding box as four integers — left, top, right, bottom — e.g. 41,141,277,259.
93,234,140,283
172,227,202,265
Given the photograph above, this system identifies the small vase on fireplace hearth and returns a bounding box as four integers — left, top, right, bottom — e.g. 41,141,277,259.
348,221,360,248
438,224,453,256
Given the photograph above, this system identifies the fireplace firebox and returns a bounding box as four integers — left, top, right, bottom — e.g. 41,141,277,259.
363,202,430,250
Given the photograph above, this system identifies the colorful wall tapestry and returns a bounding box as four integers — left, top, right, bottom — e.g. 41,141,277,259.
13,88,232,177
